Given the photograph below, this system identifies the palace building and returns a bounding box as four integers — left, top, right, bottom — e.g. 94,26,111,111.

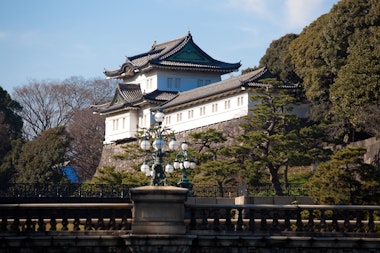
93,32,304,168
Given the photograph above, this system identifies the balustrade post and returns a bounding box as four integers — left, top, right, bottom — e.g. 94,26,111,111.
225,208,233,231
343,210,350,232
248,209,255,233
319,210,326,232
356,211,364,232
236,208,243,231
212,208,220,231
306,209,314,232
284,209,291,231
332,210,339,232
260,210,267,232
296,207,303,232
368,210,375,233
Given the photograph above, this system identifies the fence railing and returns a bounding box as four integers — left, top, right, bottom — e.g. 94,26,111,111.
186,204,380,236
0,183,311,199
1,202,380,237
0,203,133,233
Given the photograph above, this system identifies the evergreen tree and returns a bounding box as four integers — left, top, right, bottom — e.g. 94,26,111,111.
260,33,302,84
308,147,380,204
189,128,237,197
0,87,23,186
14,126,71,184
232,84,306,196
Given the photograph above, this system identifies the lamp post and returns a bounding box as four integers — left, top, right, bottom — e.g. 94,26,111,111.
174,141,196,195
140,110,179,186
139,110,196,189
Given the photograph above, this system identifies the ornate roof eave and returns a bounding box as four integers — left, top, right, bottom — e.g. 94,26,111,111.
96,104,139,115
241,81,301,90
149,63,241,74
104,60,138,79
162,88,243,113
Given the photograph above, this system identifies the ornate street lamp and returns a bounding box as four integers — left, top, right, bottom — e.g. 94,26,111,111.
174,141,196,194
139,110,196,189
139,110,179,186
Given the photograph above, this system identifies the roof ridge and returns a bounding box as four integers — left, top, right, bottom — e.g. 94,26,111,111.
151,33,190,50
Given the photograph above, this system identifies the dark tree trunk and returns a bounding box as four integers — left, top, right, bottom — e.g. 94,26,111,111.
268,164,283,196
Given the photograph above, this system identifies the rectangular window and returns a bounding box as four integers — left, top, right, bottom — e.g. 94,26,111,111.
237,96,244,106
176,113,182,122
165,115,171,125
200,106,206,116
167,78,173,89
146,78,153,90
224,100,231,109
113,119,119,131
143,114,147,128
122,117,126,129
175,78,181,89
188,110,194,119
212,103,218,113
197,79,204,87
205,80,211,85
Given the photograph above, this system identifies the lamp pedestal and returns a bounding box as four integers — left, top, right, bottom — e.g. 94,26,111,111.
130,186,188,234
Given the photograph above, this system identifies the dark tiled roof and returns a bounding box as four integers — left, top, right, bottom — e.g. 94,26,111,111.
159,67,300,110
92,83,178,114
104,32,241,78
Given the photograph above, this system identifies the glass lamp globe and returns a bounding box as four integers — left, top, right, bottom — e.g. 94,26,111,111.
154,110,165,123
165,163,174,173
190,160,196,169
181,142,188,151
183,159,191,169
152,137,165,150
173,160,180,169
140,163,149,173
140,137,151,150
168,138,179,151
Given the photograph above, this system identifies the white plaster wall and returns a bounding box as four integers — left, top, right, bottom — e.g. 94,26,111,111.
104,111,138,144
156,70,221,92
164,93,250,133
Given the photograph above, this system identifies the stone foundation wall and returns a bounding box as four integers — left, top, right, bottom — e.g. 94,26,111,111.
98,118,244,172
98,119,380,173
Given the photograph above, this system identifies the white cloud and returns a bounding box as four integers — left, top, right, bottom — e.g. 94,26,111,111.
285,0,327,29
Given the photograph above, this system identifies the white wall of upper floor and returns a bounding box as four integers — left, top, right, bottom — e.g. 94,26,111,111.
162,93,251,133
123,70,222,93
102,91,311,144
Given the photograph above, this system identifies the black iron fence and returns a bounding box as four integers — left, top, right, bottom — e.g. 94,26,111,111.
0,182,359,199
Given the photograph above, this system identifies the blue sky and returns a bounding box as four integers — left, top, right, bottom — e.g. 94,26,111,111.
0,0,339,93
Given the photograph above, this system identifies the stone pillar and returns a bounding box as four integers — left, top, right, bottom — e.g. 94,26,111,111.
130,186,188,234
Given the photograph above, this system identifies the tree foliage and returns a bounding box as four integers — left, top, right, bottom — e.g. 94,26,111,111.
12,77,115,181
66,108,105,181
259,33,301,84
0,87,23,185
14,126,71,184
230,87,308,196
288,0,380,140
189,128,237,196
308,147,380,204
92,166,149,186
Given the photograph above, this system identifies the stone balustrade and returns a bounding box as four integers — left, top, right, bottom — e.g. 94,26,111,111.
186,203,380,235
1,202,379,236
1,194,380,252
0,203,133,232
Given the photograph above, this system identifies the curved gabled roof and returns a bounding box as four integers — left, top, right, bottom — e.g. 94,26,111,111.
158,67,300,112
104,32,241,78
91,83,178,114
